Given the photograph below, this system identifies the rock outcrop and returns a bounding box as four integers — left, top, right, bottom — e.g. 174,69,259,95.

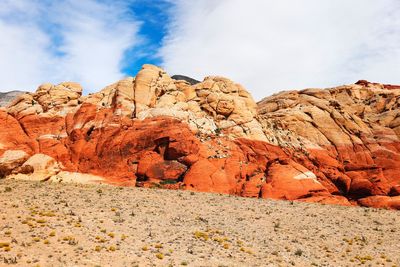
0,90,26,107
0,64,399,209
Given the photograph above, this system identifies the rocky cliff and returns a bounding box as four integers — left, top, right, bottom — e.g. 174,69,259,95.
0,65,399,209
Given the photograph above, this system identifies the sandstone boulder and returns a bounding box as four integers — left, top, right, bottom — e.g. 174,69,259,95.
0,150,29,177
358,196,400,209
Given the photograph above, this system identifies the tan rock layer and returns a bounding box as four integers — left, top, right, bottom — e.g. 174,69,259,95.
0,64,399,209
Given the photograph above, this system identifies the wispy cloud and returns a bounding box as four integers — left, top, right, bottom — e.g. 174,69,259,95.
0,0,141,93
161,0,400,100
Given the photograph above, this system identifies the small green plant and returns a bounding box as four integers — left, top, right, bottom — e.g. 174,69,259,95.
160,179,178,185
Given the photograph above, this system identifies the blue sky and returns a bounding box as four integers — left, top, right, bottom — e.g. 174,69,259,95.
1,0,400,99
121,0,171,76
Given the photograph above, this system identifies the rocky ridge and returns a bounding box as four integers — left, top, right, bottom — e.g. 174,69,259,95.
0,91,26,107
0,64,399,209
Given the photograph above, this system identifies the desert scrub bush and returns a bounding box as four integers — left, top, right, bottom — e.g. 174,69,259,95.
108,245,116,252
95,236,106,243
0,242,10,248
240,247,254,254
160,179,178,185
142,245,149,251
68,238,78,246
39,211,55,217
108,232,115,238
223,243,230,249
273,221,280,231
155,253,164,259
354,255,373,264
294,249,303,256
62,236,78,245
150,183,162,189
94,245,102,252
1,242,11,251
193,231,209,241
154,243,163,249
36,219,46,224
213,237,224,244
49,230,56,237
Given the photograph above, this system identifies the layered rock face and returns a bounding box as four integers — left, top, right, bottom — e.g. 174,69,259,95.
0,91,26,107
0,65,399,209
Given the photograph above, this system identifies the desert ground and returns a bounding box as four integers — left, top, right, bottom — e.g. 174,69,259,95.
0,179,399,267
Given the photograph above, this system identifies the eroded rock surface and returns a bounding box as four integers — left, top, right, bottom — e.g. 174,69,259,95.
0,65,399,209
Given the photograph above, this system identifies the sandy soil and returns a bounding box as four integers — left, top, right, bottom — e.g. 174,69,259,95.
0,179,399,267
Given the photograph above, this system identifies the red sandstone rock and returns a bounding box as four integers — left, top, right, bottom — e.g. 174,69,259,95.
260,161,328,200
0,65,399,209
297,195,352,206
144,160,187,182
183,159,218,192
358,196,400,209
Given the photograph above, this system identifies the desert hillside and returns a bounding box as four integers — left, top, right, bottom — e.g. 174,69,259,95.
0,64,399,209
0,179,399,266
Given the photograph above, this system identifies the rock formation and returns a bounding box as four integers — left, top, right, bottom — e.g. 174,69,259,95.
0,64,399,209
0,90,26,107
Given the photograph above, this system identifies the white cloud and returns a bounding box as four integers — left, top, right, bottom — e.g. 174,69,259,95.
161,0,400,100
0,0,140,93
